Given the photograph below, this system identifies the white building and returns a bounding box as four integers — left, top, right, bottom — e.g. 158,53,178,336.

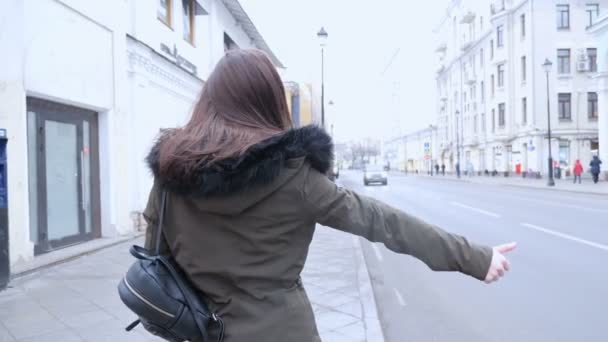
435,0,607,177
384,126,440,174
0,0,281,269
588,13,608,179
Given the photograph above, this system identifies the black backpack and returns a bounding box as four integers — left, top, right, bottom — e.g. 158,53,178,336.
118,190,225,341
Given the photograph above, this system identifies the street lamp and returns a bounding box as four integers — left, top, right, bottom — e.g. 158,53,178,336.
543,58,555,187
317,27,328,129
429,125,434,176
328,100,334,137
455,110,461,178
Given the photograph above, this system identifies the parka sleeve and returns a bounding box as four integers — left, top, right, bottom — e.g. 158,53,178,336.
302,168,492,281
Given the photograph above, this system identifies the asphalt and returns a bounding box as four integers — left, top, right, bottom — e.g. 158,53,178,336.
339,170,608,342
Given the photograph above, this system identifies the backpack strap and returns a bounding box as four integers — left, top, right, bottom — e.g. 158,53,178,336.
154,190,168,256
151,190,225,342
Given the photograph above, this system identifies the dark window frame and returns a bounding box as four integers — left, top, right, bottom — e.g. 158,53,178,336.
557,49,571,74
182,0,195,45
522,97,527,125
556,4,570,30
558,93,572,120
586,3,600,27
588,48,598,72
497,25,504,47
497,64,505,88
588,92,598,119
158,0,173,28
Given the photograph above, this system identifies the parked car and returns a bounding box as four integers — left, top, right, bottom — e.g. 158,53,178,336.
363,164,388,186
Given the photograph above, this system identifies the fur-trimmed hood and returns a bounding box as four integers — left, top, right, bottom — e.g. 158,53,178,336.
146,125,333,197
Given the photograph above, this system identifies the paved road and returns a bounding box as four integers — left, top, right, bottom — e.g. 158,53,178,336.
338,170,608,342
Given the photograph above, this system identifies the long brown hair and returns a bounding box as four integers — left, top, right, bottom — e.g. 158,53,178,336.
158,49,292,178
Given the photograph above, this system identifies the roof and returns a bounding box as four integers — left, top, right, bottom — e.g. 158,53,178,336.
221,0,285,68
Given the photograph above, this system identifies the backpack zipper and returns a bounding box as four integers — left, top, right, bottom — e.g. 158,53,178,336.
123,277,176,318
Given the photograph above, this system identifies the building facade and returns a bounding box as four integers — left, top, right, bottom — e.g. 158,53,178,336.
0,0,281,269
384,126,440,173
435,0,607,176
588,13,608,179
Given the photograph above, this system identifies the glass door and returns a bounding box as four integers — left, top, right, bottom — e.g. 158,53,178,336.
27,98,100,254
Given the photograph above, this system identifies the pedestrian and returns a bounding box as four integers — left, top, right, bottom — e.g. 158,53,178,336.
590,155,602,184
572,159,583,184
467,161,474,177
435,163,440,175
142,49,515,342
441,163,446,175
455,162,461,178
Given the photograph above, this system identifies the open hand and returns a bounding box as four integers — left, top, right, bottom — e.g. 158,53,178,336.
484,242,517,284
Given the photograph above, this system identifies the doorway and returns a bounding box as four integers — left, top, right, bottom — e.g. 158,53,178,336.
26,98,101,255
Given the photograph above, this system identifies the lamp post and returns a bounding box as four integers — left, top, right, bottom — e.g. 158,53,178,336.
543,58,555,187
317,27,328,129
455,110,461,178
429,125,434,176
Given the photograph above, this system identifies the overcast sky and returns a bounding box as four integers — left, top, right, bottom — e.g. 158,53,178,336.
240,0,448,142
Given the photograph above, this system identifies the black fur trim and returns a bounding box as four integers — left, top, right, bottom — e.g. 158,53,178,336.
146,125,333,196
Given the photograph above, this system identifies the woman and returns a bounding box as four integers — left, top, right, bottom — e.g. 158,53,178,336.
144,49,515,342
573,159,583,184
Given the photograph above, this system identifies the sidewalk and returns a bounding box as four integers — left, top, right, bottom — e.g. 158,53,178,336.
0,228,383,342
392,171,608,196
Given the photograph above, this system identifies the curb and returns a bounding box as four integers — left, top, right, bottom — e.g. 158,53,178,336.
402,174,608,196
352,236,385,342
499,183,608,197
10,232,145,281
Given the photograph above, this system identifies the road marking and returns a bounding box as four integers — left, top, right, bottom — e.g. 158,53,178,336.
393,288,406,306
521,223,608,252
371,243,384,261
450,201,501,218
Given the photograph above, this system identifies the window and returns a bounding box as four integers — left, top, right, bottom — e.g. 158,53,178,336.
490,40,494,59
521,56,526,82
158,0,172,27
492,109,496,133
474,115,478,133
557,49,571,74
491,74,495,96
588,92,598,119
481,81,485,102
497,25,504,47
224,33,239,52
522,97,527,124
182,0,195,44
480,16,484,32
588,48,598,72
498,103,506,127
556,4,570,29
558,93,572,120
586,4,600,27
482,113,486,132
480,48,484,67
521,14,526,38
497,64,505,88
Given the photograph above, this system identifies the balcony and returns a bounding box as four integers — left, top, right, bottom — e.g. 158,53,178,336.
436,63,446,74
460,11,476,24
464,71,476,85
435,42,447,53
461,37,474,51
490,0,506,15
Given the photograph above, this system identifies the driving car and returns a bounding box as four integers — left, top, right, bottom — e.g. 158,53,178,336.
363,164,388,186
